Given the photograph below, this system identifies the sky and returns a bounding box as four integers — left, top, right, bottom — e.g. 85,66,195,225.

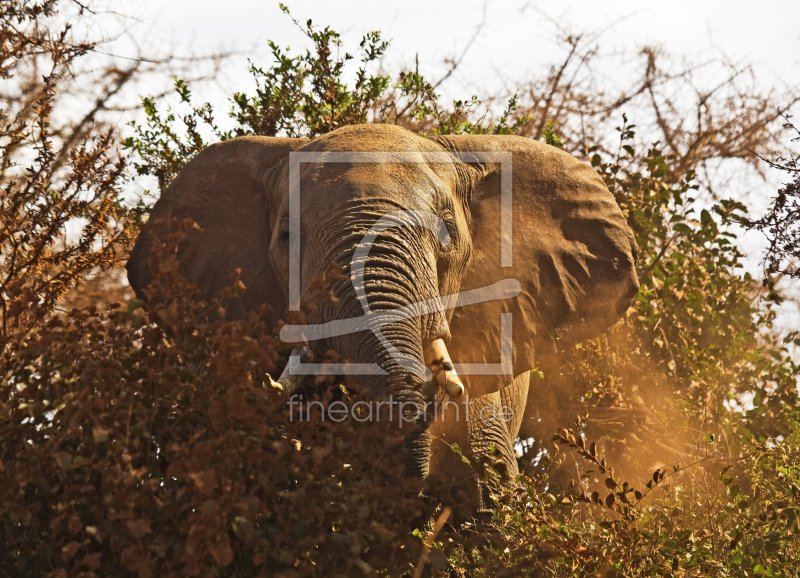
112,0,799,100
86,0,800,150
91,0,800,330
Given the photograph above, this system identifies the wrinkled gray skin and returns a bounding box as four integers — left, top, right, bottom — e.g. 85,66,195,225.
127,124,639,514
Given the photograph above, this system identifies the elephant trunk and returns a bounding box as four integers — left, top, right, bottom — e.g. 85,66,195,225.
320,226,442,479
328,304,432,478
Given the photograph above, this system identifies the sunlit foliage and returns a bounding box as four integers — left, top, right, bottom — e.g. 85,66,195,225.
2,3,799,576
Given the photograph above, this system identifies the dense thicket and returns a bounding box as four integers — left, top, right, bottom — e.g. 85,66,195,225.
2,3,800,576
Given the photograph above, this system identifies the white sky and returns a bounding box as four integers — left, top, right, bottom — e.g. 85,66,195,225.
115,0,800,99
91,0,800,332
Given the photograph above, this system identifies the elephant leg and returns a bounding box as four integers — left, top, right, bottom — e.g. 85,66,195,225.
428,372,530,519
499,371,531,458
468,372,530,512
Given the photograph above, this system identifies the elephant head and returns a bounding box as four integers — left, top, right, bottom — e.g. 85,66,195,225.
126,124,638,480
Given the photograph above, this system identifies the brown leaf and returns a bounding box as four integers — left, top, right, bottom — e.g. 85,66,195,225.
127,518,152,539
190,470,218,495
68,515,83,535
92,426,109,444
61,541,81,562
226,388,253,420
208,398,228,430
369,521,393,538
80,552,102,570
54,451,73,470
208,536,234,567
157,301,179,328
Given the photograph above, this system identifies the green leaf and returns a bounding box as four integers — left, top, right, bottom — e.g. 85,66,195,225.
542,119,564,149
450,443,470,465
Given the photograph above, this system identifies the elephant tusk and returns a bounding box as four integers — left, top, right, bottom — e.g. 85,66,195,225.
274,346,317,396
424,339,465,399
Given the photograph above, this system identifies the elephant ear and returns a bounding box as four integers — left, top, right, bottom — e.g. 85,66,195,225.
431,135,639,396
126,136,305,324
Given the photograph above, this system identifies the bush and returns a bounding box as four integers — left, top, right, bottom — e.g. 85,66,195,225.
1,220,438,577
519,116,799,487
0,1,140,342
453,424,800,577
2,3,799,577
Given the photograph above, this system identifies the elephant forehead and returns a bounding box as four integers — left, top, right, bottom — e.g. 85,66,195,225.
301,161,449,206
298,122,441,153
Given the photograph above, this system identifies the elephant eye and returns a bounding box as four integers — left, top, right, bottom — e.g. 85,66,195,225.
440,211,457,250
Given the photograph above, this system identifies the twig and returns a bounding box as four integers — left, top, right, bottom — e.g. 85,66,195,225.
430,1,487,91
639,231,678,279
412,506,452,578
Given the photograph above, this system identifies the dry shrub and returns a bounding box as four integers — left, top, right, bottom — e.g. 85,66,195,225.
517,117,799,497
0,0,140,344
0,219,436,577
454,424,800,577
4,3,800,576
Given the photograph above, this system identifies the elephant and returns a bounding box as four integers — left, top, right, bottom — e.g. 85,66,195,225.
126,123,639,516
